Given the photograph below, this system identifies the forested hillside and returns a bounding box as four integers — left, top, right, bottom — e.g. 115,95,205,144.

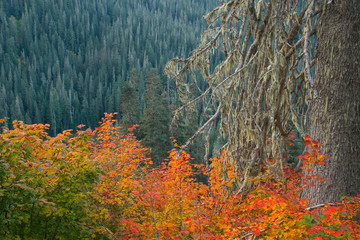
0,0,218,136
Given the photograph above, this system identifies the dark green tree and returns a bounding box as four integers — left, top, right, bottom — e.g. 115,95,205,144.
140,69,171,166
119,82,141,131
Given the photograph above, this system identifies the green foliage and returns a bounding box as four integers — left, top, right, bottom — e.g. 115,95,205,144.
0,121,100,239
140,69,171,166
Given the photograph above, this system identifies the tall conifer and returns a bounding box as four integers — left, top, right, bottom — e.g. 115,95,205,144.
140,69,171,166
119,82,140,130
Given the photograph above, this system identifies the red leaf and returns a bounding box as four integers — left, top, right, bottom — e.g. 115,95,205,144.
324,206,337,215
252,227,261,237
304,135,312,140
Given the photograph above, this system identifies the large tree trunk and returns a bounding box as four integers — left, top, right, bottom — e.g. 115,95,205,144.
302,1,360,204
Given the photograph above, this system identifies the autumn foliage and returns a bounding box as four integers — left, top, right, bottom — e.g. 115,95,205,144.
0,115,359,239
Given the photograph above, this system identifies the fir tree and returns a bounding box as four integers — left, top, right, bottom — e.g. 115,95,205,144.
119,82,140,130
140,69,171,166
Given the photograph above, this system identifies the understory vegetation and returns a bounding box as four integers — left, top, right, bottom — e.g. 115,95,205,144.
1,115,359,239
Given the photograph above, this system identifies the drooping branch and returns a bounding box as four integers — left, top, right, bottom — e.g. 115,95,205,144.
165,0,324,193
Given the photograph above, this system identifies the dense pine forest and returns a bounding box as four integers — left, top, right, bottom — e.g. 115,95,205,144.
0,1,217,129
0,0,222,163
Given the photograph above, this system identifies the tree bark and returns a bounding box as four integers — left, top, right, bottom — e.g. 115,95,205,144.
302,1,360,204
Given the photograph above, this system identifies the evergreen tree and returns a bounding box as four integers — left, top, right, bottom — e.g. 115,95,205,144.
128,68,144,113
301,0,360,204
169,96,187,147
140,69,171,166
119,82,140,130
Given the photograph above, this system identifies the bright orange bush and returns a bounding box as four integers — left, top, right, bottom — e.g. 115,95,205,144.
91,121,360,239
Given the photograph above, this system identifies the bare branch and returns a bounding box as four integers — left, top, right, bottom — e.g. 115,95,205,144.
177,103,222,159
166,0,322,195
